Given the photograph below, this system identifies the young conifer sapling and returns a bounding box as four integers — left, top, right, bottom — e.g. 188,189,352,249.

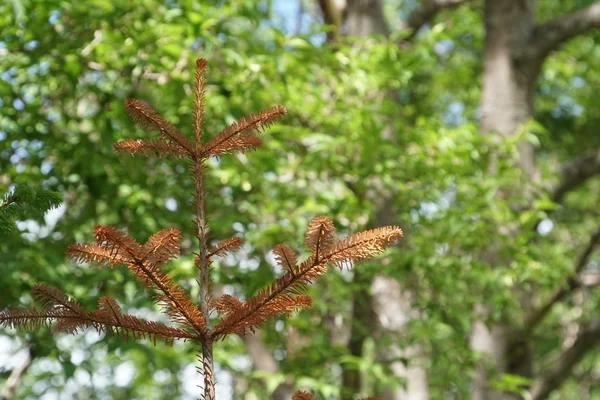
0,59,402,400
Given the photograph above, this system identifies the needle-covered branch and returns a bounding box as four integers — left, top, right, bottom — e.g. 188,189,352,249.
113,138,186,159
0,185,62,236
193,58,208,146
212,218,402,340
207,237,243,259
124,98,194,156
67,225,207,335
202,105,286,157
0,285,197,344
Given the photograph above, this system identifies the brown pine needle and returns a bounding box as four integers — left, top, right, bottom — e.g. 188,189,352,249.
126,258,207,334
207,237,243,259
0,287,196,342
213,223,402,339
113,138,186,158
304,216,336,260
193,58,209,146
214,294,311,337
291,391,382,400
142,228,181,265
124,99,194,156
273,244,298,274
93,225,143,259
31,284,84,314
211,294,246,316
70,226,207,334
202,105,286,157
66,243,128,268
292,391,314,400
325,226,403,269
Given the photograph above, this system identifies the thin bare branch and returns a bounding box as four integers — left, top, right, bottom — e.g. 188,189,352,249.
401,0,468,34
524,229,600,332
530,320,600,400
191,158,212,338
530,2,600,60
551,149,600,203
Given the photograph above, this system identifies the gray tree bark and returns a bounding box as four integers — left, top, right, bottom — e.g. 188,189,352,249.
472,1,600,399
372,275,429,400
243,332,295,400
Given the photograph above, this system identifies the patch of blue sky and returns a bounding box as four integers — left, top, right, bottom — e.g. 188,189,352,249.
27,61,50,76
47,109,61,123
41,160,54,175
269,0,326,46
1,67,17,83
12,98,25,110
48,10,61,25
25,40,39,51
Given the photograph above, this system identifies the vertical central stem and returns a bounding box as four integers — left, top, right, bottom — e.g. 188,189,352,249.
192,157,215,400
202,339,216,400
194,157,211,322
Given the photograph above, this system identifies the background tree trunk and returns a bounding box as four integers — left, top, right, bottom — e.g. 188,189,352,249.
317,1,430,398
472,1,600,399
472,2,539,399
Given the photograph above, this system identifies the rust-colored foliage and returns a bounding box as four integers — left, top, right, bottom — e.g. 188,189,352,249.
292,390,382,400
0,59,402,399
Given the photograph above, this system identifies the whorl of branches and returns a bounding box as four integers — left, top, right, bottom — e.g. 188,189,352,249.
0,58,402,399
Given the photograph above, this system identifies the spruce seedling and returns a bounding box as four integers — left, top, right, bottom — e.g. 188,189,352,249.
1,59,402,399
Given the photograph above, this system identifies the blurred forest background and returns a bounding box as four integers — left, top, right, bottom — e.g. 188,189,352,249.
1,0,599,399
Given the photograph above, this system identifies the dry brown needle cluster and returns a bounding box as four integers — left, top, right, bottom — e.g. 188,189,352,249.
292,391,380,400
0,59,402,400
